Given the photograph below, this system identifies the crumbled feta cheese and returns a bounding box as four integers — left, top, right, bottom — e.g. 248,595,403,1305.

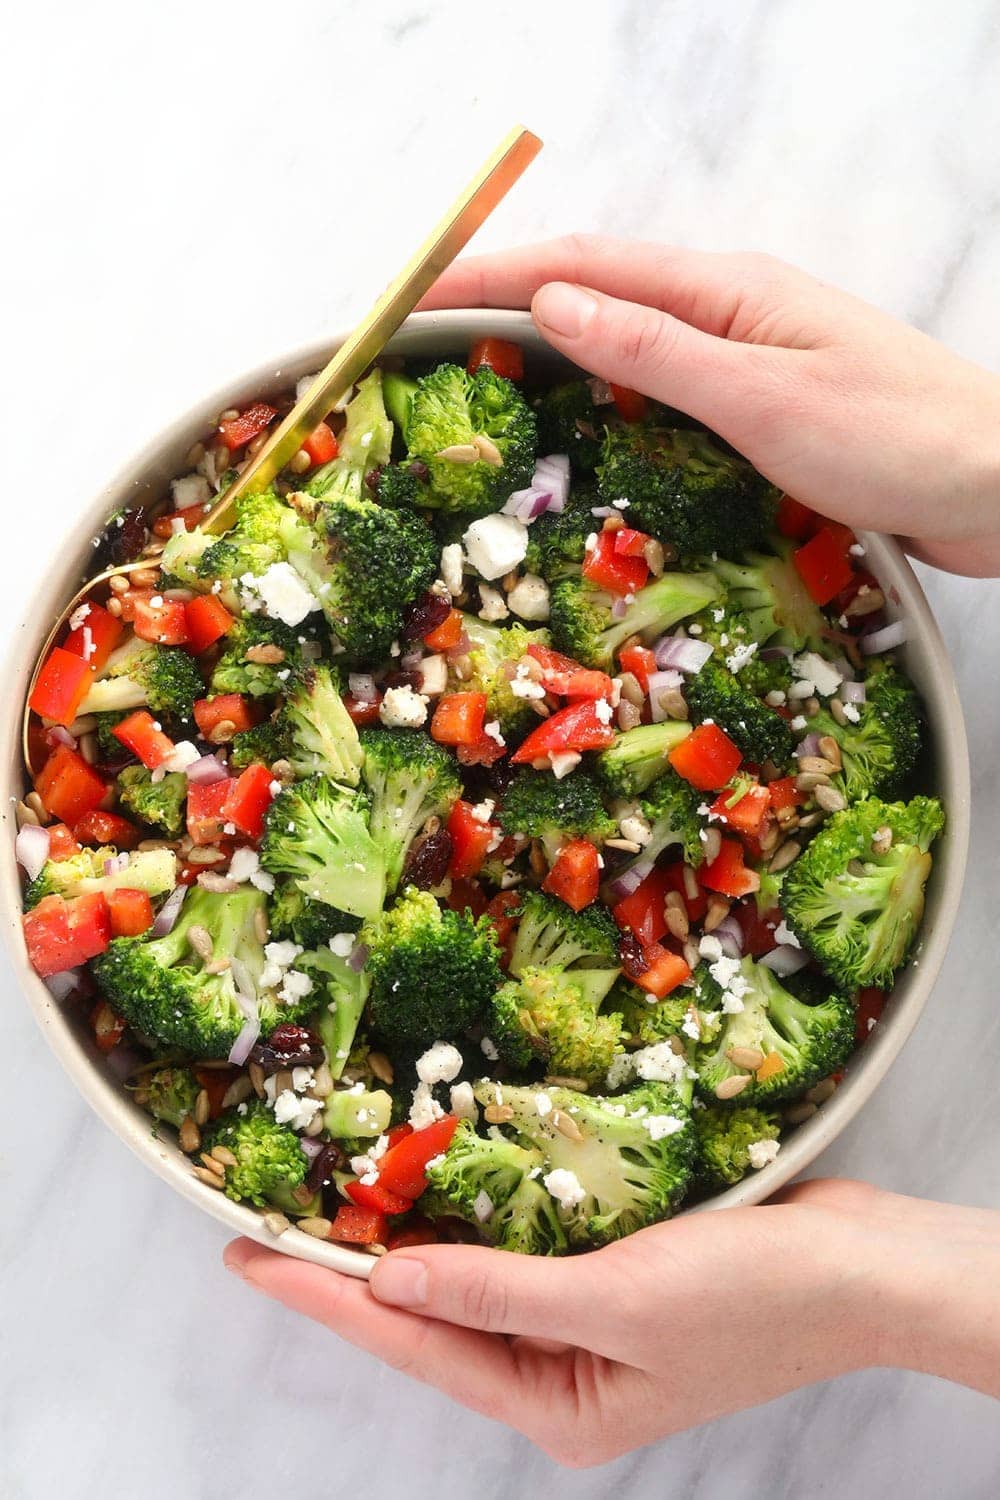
849,542,867,557
764,690,787,707
477,583,510,621
747,1138,781,1169
593,698,614,725
480,1035,499,1062
470,799,495,824
273,1090,322,1131
462,514,529,580
726,640,758,675
329,932,355,958
544,1168,586,1210
409,1080,445,1130
483,720,505,746
253,562,320,626
841,701,861,724
507,573,550,621
794,652,843,698
162,740,201,774
510,673,546,700
278,969,314,1004
67,602,91,631
415,1041,463,1086
619,813,652,846
642,1114,687,1141
611,496,630,510
227,847,261,884
634,1042,687,1084
449,1081,477,1120
605,1052,636,1090
440,543,464,596
171,474,212,510
379,684,429,729
698,934,723,962
790,715,808,732
787,679,816,701
549,750,581,779
260,939,301,991
419,653,448,697
535,1091,553,1117
249,867,275,895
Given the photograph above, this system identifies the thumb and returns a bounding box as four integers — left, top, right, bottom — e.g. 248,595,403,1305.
369,1242,627,1360
531,280,786,437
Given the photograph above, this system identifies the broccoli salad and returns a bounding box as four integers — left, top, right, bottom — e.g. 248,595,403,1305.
18,338,944,1256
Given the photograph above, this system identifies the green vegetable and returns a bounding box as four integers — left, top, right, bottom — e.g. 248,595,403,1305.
685,658,794,766
533,381,603,474
424,1120,567,1255
260,775,386,923
806,662,922,801
210,615,304,699
507,888,621,978
693,1104,782,1190
117,764,187,836
550,570,721,672
499,769,617,862
597,720,692,797
359,727,462,892
202,1100,308,1208
134,1066,200,1128
709,544,827,650
523,484,600,583
458,616,552,741
229,716,291,771
301,947,369,1081
491,965,623,1084
282,664,364,785
268,881,357,950
324,1086,393,1139
79,638,203,720
25,846,177,908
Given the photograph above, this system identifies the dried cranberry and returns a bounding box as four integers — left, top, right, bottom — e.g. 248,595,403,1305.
403,829,453,890
92,507,149,570
619,930,648,980
250,1024,325,1074
383,669,422,693
365,464,383,494
306,1141,346,1195
407,459,430,482
402,589,451,641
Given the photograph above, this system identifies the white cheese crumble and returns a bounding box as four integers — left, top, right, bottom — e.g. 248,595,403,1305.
273,1090,322,1131
619,813,652,846
544,1168,586,1211
253,562,320,626
747,1138,781,1169
449,1081,477,1120
462,514,529,580
379,684,429,729
68,602,91,631
227,847,261,885
507,573,550,621
419,654,448,697
535,1091,553,1117
593,698,614,725
415,1042,463,1086
483,720,505,746
774,919,800,949
469,799,495,824
634,1042,687,1084
794,652,843,698
328,932,355,958
841,701,861,724
161,740,200,775
480,1036,499,1062
171,474,212,510
440,543,464,596
726,640,758,675
477,583,510,622
409,1080,445,1130
642,1114,686,1141
549,750,581,779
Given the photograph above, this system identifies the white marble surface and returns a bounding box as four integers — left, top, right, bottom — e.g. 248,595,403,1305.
4,1,1000,1493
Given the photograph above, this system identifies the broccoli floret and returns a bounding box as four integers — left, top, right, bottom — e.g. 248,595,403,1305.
93,711,131,759
359,727,462,893
476,1078,695,1246
25,846,177,908
755,865,786,917
79,639,203,719
377,462,428,511
781,795,945,989
549,570,721,672
424,1120,568,1255
491,966,623,1084
303,368,393,504
299,947,369,1081
636,766,707,868
280,664,364,785
686,658,794,766
614,983,691,1047
210,615,303,699
499,768,617,862
159,527,216,593
692,956,854,1105
596,721,692,798
91,886,310,1058
117,764,187,836
709,544,827,650
693,1103,782,1191
194,489,291,600
388,363,536,515
202,1100,308,1207
689,603,795,697
133,1066,201,1128
508,888,620,978
230,716,292,771
598,426,777,559
260,775,386,923
268,881,357,949
522,485,600,583
364,886,502,1050
533,381,603,474
324,1086,393,1139
807,663,922,802
458,616,552,740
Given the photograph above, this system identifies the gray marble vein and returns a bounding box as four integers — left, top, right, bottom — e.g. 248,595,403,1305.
3,0,1000,1494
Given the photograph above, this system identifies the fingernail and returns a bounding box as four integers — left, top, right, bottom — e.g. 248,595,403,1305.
370,1255,428,1308
534,282,597,339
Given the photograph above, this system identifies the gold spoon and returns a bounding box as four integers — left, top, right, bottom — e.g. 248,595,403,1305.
23,125,543,771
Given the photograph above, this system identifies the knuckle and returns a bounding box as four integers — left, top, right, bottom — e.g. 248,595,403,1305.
459,1270,510,1331
562,230,609,268
615,307,680,373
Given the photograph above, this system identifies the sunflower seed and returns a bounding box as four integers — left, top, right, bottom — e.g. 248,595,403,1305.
715,1074,751,1100
872,824,893,855
484,1103,514,1124
288,449,311,475
207,719,237,745
263,1211,290,1236
552,1109,584,1141
178,1115,201,1154
797,755,839,777
192,1166,224,1189
186,924,213,960
703,893,730,933
199,1152,226,1178
193,1088,211,1127
805,1077,837,1106
204,957,231,975
843,587,885,619
211,1144,238,1168
829,697,849,725
767,839,801,874
606,837,643,854
659,688,689,721
814,783,847,814
310,1062,334,1099
435,444,480,464
817,735,842,770
14,799,40,828
298,1217,333,1240
664,902,689,942
472,433,503,467
795,770,832,792
222,1075,253,1110
727,1045,765,1070
244,642,285,665
701,826,722,865
368,1051,394,1085
248,1061,266,1099
784,1101,818,1125
544,1075,591,1091
617,671,645,707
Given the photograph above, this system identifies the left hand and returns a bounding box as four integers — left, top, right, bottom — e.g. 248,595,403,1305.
224,1178,950,1465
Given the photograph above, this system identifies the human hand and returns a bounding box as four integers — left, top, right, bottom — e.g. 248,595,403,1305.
224,1179,1000,1465
422,235,1000,577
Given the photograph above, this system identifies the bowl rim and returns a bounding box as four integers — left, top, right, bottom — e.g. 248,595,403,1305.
2,309,971,1276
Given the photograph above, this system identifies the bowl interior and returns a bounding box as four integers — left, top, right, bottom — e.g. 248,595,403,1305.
1,310,971,1275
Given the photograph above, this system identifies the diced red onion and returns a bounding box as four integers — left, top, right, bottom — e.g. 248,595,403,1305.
186,753,230,786
794,733,822,759
400,648,423,672
104,852,130,877
300,1136,324,1161
647,669,684,722
841,680,867,704
606,858,655,902
349,672,377,701
611,596,629,621
586,376,613,406
502,486,555,522
654,635,713,674
713,915,744,959
861,620,907,655
45,968,81,1002
759,944,811,976
15,823,50,881
348,940,369,973
151,885,187,937
47,724,78,750
446,632,471,662
228,1015,261,1066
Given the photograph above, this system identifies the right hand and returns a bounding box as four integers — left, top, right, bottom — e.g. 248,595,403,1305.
423,235,1000,577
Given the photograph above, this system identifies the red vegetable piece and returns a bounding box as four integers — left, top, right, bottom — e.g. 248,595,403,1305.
793,524,855,606
186,778,236,846
855,987,886,1045
29,648,92,728
776,496,820,541
47,824,82,860
343,693,382,727
23,891,111,977
132,595,189,647
184,595,235,654
329,1205,387,1245
112,711,175,771
668,721,742,792
423,608,464,651
63,603,123,672
700,837,761,898
108,887,154,938
34,744,106,824
511,699,616,765
378,1116,460,1200
709,781,771,838
386,1218,439,1251
467,337,524,382
446,798,494,880
218,402,276,451
542,838,600,912
617,643,658,693
91,999,127,1053
445,876,489,919
582,529,648,595
633,943,691,998
431,692,488,748
613,527,654,558
193,694,256,739
344,1179,413,1217
73,810,141,849
221,763,275,840
609,383,649,422
302,421,338,467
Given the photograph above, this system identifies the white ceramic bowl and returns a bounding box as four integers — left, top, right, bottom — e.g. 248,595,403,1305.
2,311,971,1277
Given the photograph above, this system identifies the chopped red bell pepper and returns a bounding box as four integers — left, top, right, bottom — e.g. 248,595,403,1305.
34,744,107,824
218,401,276,451
431,691,488,747
467,337,524,382
542,838,600,912
184,595,234,654
329,1205,387,1245
91,999,126,1053
701,836,761,898
511,699,616,765
386,1219,439,1251
668,721,742,792
633,943,691,998
794,524,855,606
776,496,820,541
709,781,771,838
767,776,803,814
423,608,465,651
854,986,885,1044
613,861,707,944
302,421,339,467
344,1179,413,1216
23,891,111,977
446,798,495,879
73,809,141,849
152,509,204,539
377,1116,460,1200
47,824,81,861
736,900,778,957
613,526,654,558
445,876,489,918
385,1122,414,1152
132,594,189,647
186,778,236,845
29,648,92,728
112,711,175,771
221,763,275,840
63,603,123,672
107,887,154,938
617,643,658,693
193,694,257,739
582,529,649,595
609,383,649,422
194,1065,238,1120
